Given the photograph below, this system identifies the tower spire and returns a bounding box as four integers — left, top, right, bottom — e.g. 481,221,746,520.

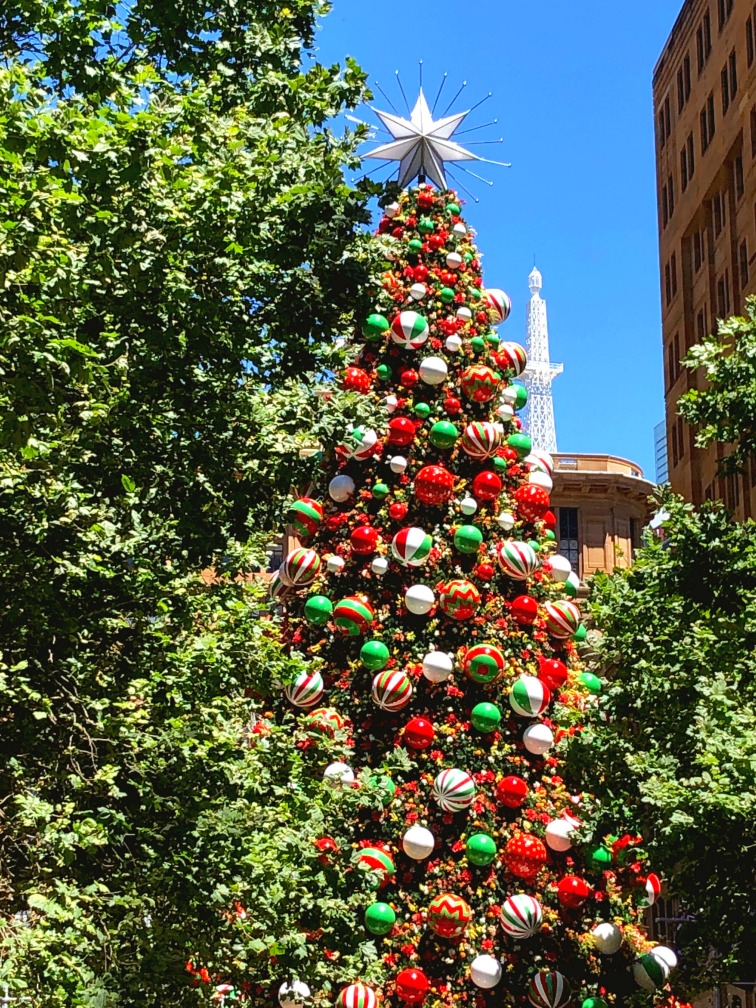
522,266,563,454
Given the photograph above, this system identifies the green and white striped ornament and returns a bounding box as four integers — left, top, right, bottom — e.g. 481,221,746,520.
632,953,669,991
500,893,543,939
432,768,476,812
498,540,539,580
390,310,429,349
372,669,413,711
279,547,321,588
333,596,374,636
284,670,324,709
337,984,378,1008
543,599,581,639
509,675,551,717
460,421,502,459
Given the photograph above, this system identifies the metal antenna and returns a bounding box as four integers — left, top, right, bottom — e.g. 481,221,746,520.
440,81,466,118
445,166,480,203
354,160,394,183
457,118,499,136
466,138,505,145
455,164,496,186
431,72,448,114
373,80,400,114
345,114,391,135
467,92,493,115
418,60,423,91
395,70,411,114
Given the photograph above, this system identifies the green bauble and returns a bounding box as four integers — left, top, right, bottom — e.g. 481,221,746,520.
376,363,392,380
446,202,461,215
512,383,528,410
429,420,459,449
579,671,602,694
466,833,497,866
470,336,485,353
365,902,396,935
507,432,532,457
573,623,588,643
469,287,482,300
369,775,397,806
304,595,333,625
582,999,609,1008
408,238,423,254
485,331,500,346
440,286,455,303
372,482,389,500
454,525,483,554
545,529,556,542
413,402,431,419
471,702,502,732
418,217,435,233
464,252,474,263
360,640,390,671
564,572,580,597
528,540,542,553
492,456,507,471
362,313,389,341
587,844,614,869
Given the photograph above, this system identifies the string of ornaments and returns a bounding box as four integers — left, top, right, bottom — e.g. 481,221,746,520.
269,187,676,1008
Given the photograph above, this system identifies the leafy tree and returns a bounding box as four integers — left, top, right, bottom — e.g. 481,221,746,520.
678,295,756,477
0,0,388,1002
566,490,756,990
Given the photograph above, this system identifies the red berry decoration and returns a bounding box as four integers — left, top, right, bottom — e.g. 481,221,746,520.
471,470,503,501
538,657,569,690
400,368,419,387
350,525,379,555
443,396,461,414
414,465,455,505
475,561,495,581
387,416,416,446
395,969,429,1004
496,775,529,808
511,594,538,625
389,502,409,521
413,264,429,281
557,875,592,909
404,717,435,750
341,367,371,393
514,483,551,521
504,834,548,880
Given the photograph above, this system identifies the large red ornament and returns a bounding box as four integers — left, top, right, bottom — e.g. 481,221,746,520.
387,417,416,446
504,834,548,880
511,594,538,625
471,470,503,501
496,775,529,808
557,875,592,909
404,717,435,750
538,657,569,690
341,367,371,393
514,483,551,522
395,969,429,1004
351,525,379,555
414,465,455,505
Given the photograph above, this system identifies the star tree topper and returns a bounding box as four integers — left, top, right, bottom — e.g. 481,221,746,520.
366,88,506,190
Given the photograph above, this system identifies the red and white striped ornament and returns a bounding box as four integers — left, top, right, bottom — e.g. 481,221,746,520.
284,670,324,708
279,547,321,588
494,340,527,376
484,288,512,324
461,421,502,459
500,894,543,939
432,768,476,812
390,310,429,349
509,675,551,717
498,540,539,580
527,971,571,1008
337,984,378,1008
339,425,379,460
391,527,433,566
372,669,413,711
543,600,581,638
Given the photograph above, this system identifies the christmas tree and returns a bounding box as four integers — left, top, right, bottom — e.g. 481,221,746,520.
243,185,679,1008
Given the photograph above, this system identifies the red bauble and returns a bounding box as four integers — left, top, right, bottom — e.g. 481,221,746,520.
315,836,338,853
341,366,371,393
543,509,557,531
389,502,409,521
400,368,419,388
387,417,416,446
413,264,429,282
511,594,538,625
438,270,457,286
496,775,529,808
514,483,551,522
351,525,379,554
475,561,496,581
391,226,404,239
395,968,430,1004
471,470,503,501
414,465,455,505
428,234,445,250
443,396,461,414
557,875,592,909
538,657,569,690
404,717,435,750
498,446,518,463
504,834,548,880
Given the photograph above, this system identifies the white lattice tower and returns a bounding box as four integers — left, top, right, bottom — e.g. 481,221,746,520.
522,266,563,454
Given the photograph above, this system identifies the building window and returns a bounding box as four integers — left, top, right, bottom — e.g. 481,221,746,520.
712,190,726,236
739,239,749,290
559,508,580,572
717,0,733,29
693,229,705,271
697,11,712,72
751,108,756,158
722,50,737,113
677,54,692,112
665,263,672,306
749,15,755,66
734,154,745,199
657,95,672,149
671,253,678,299
696,305,708,341
661,176,675,228
716,270,731,317
680,134,695,191
677,417,685,463
700,93,715,152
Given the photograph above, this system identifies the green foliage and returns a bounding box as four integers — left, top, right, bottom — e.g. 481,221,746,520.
566,491,756,988
678,296,756,477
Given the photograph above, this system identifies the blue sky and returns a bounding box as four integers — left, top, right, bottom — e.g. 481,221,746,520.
315,0,683,478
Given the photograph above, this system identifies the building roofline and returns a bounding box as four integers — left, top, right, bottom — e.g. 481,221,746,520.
653,0,698,84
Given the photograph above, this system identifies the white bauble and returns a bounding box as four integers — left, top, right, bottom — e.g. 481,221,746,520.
384,394,399,413
456,306,473,322
323,761,354,786
452,222,467,238
328,474,354,502
419,356,448,386
402,825,435,860
389,456,408,474
405,584,435,615
548,555,572,583
384,201,400,218
633,954,670,990
526,448,555,474
278,981,311,1008
371,556,389,576
497,511,516,531
446,251,463,269
545,818,576,852
592,922,623,955
496,403,515,422
459,496,478,516
528,470,554,492
326,555,345,574
470,955,502,989
445,334,463,352
501,385,519,406
523,723,554,755
422,651,453,683
650,946,678,971
409,282,427,301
